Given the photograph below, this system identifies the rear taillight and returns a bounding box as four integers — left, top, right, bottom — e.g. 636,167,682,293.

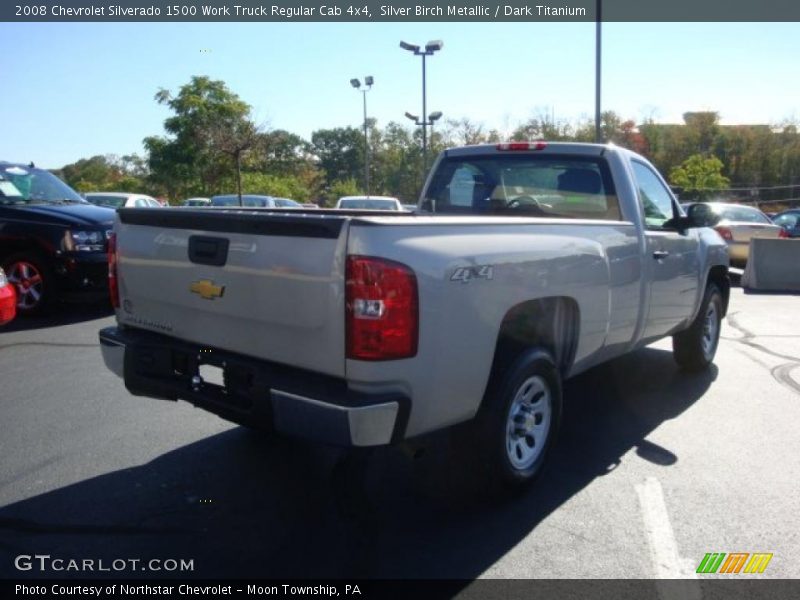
0,272,16,325
108,232,119,308
496,141,547,151
346,256,418,361
778,228,789,239
714,226,733,241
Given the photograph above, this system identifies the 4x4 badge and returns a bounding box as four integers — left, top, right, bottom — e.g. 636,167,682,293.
190,279,225,300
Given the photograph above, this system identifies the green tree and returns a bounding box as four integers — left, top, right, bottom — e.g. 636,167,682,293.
207,118,260,205
310,127,364,188
325,178,361,206
143,76,253,199
60,154,148,193
683,112,720,155
258,130,315,175
441,117,490,146
371,122,421,203
233,172,312,201
669,154,730,199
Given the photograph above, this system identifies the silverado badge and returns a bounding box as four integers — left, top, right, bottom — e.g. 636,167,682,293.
190,279,225,300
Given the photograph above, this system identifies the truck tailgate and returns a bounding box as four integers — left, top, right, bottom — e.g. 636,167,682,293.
114,209,348,378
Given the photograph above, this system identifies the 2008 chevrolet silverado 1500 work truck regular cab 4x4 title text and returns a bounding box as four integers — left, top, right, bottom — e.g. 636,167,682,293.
99,142,729,487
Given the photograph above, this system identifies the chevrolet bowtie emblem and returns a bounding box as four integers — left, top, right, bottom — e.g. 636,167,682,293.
190,279,225,300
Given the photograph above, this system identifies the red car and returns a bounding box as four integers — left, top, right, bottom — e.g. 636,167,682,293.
0,267,17,325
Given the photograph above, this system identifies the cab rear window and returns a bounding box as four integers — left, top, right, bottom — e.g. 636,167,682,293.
422,154,621,221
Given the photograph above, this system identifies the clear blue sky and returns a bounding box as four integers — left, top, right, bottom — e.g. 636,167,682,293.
2,21,798,168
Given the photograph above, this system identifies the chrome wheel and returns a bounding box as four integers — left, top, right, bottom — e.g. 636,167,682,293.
701,302,719,360
6,260,44,310
505,375,552,471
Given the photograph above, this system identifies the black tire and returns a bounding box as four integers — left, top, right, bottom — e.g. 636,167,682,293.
1,252,55,316
672,283,723,371
472,348,563,489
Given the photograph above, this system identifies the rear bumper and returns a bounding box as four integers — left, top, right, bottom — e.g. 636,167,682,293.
99,326,407,447
727,241,749,263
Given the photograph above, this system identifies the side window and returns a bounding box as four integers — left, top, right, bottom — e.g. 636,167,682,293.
631,161,676,229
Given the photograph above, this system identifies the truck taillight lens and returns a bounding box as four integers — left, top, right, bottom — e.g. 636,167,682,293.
778,227,789,239
346,256,418,361
108,232,119,308
714,226,733,241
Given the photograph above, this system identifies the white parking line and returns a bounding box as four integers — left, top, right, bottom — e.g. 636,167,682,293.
635,476,702,600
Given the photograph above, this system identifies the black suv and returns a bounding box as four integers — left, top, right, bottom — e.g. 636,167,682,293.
0,162,116,315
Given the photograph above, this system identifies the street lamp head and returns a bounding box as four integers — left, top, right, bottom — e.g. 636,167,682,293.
425,40,443,52
364,75,374,86
399,41,420,53
350,78,361,89
404,112,418,122
429,111,443,122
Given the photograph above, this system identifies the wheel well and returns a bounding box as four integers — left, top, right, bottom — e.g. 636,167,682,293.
708,265,730,316
489,297,580,386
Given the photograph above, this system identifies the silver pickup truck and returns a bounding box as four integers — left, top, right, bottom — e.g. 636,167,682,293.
99,142,729,487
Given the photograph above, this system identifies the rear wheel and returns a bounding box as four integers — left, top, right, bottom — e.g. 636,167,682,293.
2,253,54,316
473,348,563,488
673,283,722,371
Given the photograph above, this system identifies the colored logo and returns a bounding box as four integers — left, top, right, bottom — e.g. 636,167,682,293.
696,552,773,574
190,279,225,300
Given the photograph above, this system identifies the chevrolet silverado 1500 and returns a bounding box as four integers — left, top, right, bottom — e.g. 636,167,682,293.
99,142,729,486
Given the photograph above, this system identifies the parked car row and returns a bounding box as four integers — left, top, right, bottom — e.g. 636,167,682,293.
84,192,162,208
85,192,373,210
179,194,409,210
1,155,793,319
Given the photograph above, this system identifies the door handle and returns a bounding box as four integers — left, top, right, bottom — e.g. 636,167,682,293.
652,250,670,260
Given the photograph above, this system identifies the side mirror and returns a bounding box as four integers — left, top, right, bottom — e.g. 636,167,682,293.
686,203,720,228
664,204,719,230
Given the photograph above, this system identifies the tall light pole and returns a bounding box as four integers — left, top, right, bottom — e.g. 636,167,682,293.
400,40,443,171
405,111,443,187
350,76,373,195
428,111,443,155
595,0,602,143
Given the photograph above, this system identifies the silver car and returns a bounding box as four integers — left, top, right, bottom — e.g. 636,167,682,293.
683,202,784,266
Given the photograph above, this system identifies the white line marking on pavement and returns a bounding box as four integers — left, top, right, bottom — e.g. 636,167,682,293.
635,477,702,600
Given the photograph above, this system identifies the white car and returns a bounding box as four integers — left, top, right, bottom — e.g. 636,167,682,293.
84,192,162,209
335,195,403,210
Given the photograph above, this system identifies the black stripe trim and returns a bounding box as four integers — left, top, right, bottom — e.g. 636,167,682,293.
117,208,345,239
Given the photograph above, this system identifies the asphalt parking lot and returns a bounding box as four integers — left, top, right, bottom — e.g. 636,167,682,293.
1,282,798,582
